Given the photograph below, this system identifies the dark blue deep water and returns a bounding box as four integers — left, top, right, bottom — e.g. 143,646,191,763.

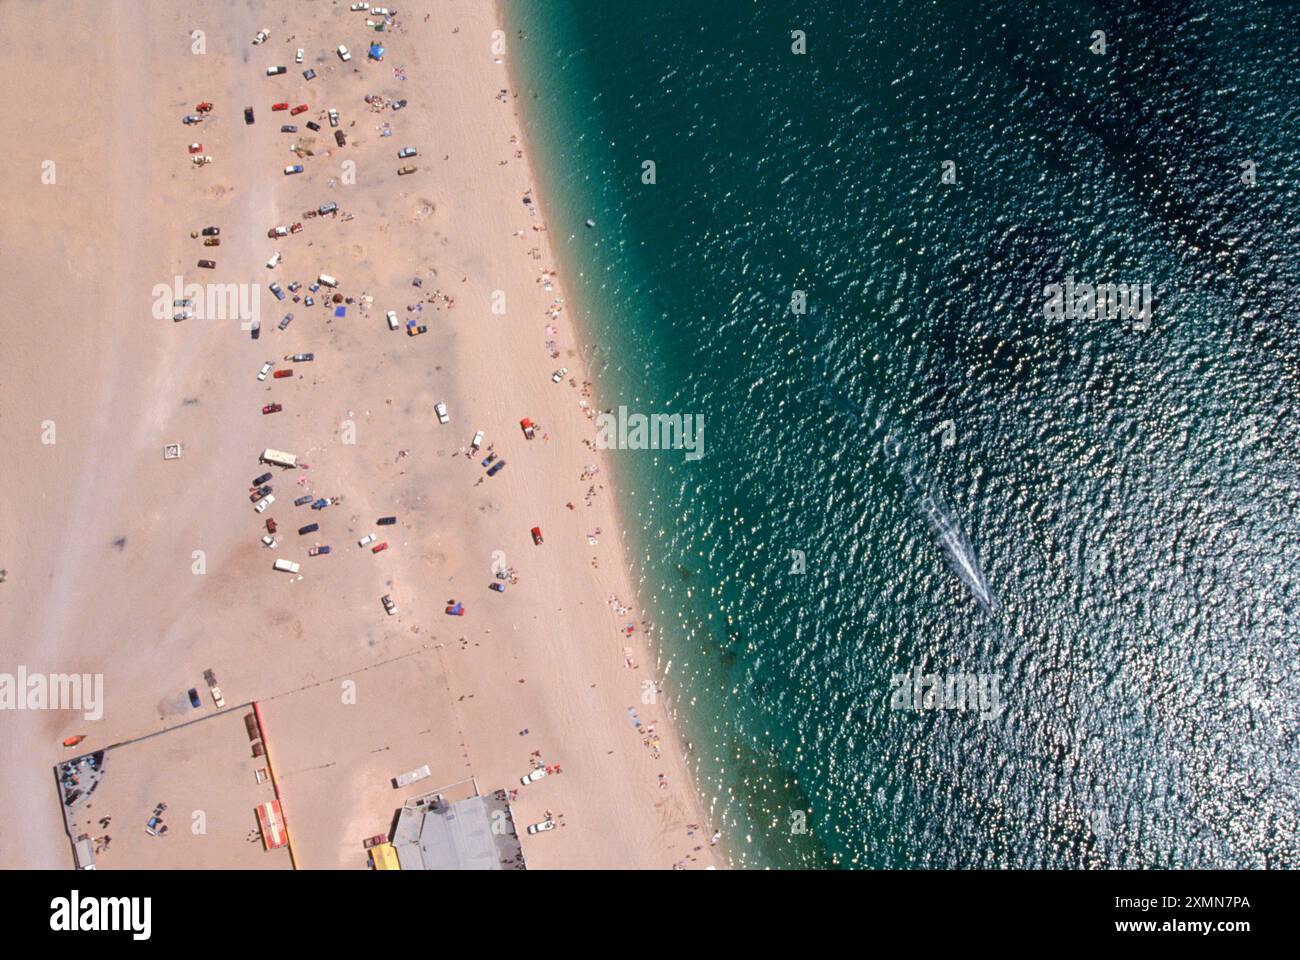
504,0,1300,867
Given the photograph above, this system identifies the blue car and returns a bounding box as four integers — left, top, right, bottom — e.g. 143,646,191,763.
490,582,505,593
299,523,319,535
284,164,304,175
486,460,506,477
188,688,201,708
269,283,285,301
311,498,330,510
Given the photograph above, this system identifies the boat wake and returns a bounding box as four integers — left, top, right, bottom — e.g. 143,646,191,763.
815,382,998,614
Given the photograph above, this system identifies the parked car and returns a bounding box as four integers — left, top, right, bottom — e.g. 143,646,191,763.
406,323,428,336
335,130,347,147
201,226,220,236
392,99,407,110
273,369,293,379
309,545,331,557
306,119,321,130
527,819,556,835
253,472,273,487
279,124,297,133
311,498,330,510
358,534,377,547
261,534,277,549
397,165,417,176
531,527,544,546
299,523,319,536
266,518,278,533
255,495,275,513
284,165,304,175
381,594,398,615
182,114,203,125
291,104,309,116
520,418,535,440
377,516,396,526
328,109,340,127
371,542,388,554
252,29,270,45
249,485,272,501
435,401,449,424
487,460,506,477
490,582,505,593
266,66,287,76
262,403,282,415
303,69,316,81
552,367,569,383
386,310,399,330
520,767,547,786
197,259,216,269
336,45,352,62
319,201,338,215
278,315,293,333
470,430,484,452
266,252,281,269
295,48,304,64
269,282,285,300
292,353,314,362
203,237,219,247
258,362,273,380
398,147,418,159
272,102,289,112
188,688,202,708
250,320,261,339
244,106,255,124
292,495,312,507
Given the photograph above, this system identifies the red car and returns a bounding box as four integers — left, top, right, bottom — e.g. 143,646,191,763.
520,418,536,440
531,526,544,545
262,403,283,414
188,142,204,154
371,542,388,554
195,101,214,113
271,102,289,112
273,369,293,379
290,104,309,116
266,518,278,534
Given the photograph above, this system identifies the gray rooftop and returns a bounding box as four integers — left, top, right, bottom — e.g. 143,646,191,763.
392,790,524,870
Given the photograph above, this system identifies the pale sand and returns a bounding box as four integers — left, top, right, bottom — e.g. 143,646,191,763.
0,0,719,869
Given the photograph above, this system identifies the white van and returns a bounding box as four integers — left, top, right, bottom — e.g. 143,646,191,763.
273,559,301,574
261,448,298,468
386,310,399,330
73,836,96,870
392,764,431,788
318,273,338,288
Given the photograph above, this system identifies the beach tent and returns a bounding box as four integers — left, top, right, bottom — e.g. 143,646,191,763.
369,43,385,61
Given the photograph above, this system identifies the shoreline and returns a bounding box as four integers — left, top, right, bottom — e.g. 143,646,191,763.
1,0,721,870
495,0,728,867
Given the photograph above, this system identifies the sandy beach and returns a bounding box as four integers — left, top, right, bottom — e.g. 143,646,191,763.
0,0,718,870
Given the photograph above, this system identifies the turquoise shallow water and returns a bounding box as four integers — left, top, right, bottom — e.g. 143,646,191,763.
504,0,1300,868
